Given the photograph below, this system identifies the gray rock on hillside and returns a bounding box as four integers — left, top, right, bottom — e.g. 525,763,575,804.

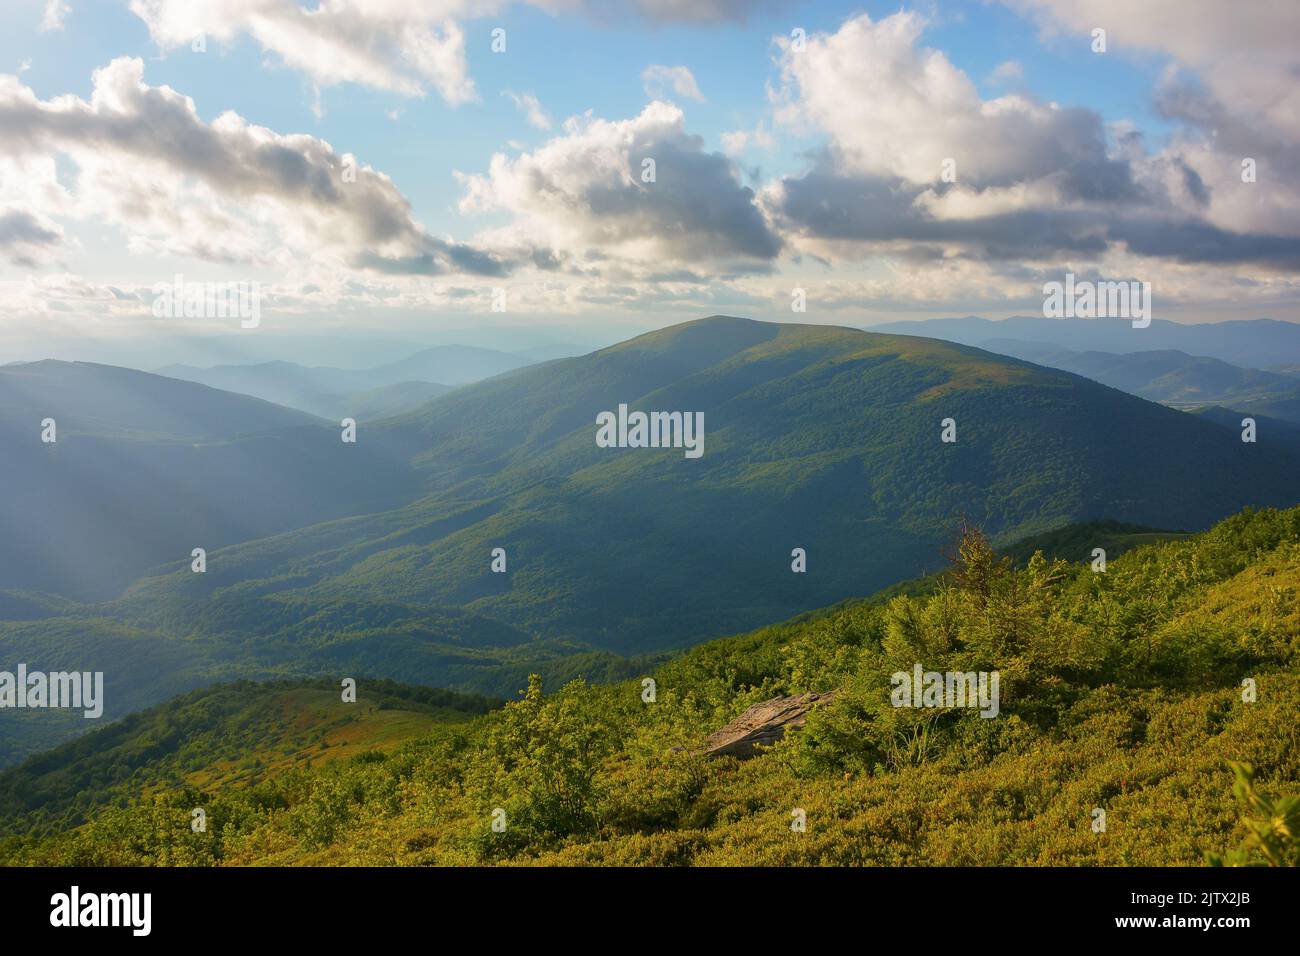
703,691,838,759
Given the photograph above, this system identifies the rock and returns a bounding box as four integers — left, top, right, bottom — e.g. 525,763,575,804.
703,691,838,759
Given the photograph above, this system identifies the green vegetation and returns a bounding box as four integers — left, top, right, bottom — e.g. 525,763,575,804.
1207,762,1299,867
0,678,495,841
7,317,1299,766
4,503,1298,866
1000,519,1190,566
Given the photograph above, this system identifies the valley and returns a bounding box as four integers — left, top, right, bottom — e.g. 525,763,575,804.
3,503,1297,866
3,316,1299,767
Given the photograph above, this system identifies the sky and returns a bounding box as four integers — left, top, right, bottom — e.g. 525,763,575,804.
1,0,1299,367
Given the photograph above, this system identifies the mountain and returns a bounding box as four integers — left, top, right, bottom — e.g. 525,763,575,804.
157,345,528,418
0,360,321,438
5,503,1298,866
1190,405,1300,453
870,315,1300,369
975,340,1300,415
969,337,1300,433
1222,392,1300,425
154,360,376,418
512,343,591,362
0,362,425,600
366,344,530,385
149,315,1291,652
5,316,1300,763
338,381,453,420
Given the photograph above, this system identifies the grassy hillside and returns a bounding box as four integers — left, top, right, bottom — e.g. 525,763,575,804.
1000,519,1190,565
4,504,1298,866
0,678,496,842
0,598,563,766
0,520,1180,768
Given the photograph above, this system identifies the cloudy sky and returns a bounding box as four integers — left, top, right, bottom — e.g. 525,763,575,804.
2,0,1299,364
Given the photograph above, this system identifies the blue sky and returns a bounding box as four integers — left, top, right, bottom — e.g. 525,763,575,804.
1,0,1176,233
1,0,1297,365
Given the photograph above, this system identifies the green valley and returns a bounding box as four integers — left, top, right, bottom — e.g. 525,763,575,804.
3,503,1297,866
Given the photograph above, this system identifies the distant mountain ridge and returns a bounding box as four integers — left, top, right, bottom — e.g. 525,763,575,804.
0,361,426,599
975,340,1300,416
870,315,1300,369
0,360,322,438
156,345,530,418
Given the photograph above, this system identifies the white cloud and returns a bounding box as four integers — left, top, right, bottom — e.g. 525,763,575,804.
641,64,705,102
535,0,790,24
128,2,771,107
503,90,552,130
11,1,1299,326
38,0,70,32
1004,0,1300,240
128,0,479,104
763,11,1300,274
1005,0,1300,136
772,11,1108,188
0,150,73,266
0,207,63,266
457,101,780,271
987,60,1023,84
0,58,512,276
720,122,774,156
